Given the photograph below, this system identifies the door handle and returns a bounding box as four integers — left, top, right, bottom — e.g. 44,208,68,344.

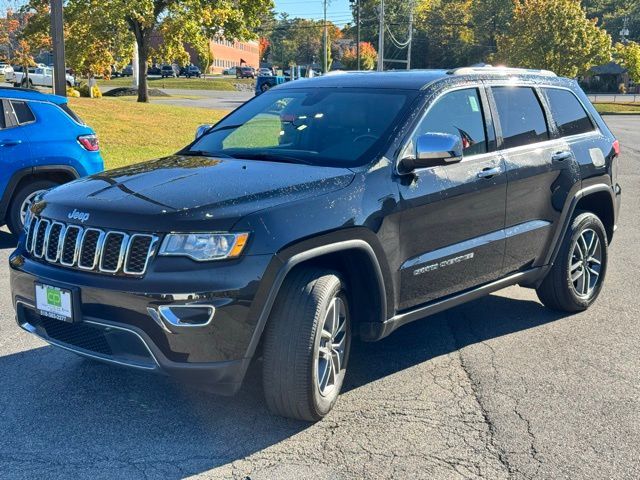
552,150,572,162
477,166,501,179
0,139,22,147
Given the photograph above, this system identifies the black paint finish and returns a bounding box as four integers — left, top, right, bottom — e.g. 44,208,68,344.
9,70,620,393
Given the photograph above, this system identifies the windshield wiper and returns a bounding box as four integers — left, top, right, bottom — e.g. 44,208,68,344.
180,150,235,159
237,152,314,165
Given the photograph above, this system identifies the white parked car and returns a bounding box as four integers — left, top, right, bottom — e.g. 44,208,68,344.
0,63,12,75
13,66,75,88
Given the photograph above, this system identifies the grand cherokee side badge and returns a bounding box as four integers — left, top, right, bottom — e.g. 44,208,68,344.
414,252,475,276
68,209,90,223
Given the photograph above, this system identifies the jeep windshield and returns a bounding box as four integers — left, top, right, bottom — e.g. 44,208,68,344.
186,88,418,167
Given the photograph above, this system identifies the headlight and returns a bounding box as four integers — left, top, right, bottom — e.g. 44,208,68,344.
159,232,249,261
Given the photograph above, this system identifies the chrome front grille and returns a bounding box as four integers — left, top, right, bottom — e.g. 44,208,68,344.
25,216,158,276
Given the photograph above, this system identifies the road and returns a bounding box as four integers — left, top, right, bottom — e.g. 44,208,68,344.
0,116,638,479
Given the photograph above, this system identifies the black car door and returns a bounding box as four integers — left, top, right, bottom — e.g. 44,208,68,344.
487,84,581,273
395,86,507,311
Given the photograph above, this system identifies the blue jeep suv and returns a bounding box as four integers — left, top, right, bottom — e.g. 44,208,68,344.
0,87,103,234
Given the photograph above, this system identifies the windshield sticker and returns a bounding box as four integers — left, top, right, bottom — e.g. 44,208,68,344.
468,96,480,112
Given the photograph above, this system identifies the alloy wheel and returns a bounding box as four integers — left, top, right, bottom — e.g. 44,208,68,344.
20,190,46,226
569,228,602,298
315,296,347,397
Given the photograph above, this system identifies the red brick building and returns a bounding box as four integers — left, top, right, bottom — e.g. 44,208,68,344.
209,38,259,74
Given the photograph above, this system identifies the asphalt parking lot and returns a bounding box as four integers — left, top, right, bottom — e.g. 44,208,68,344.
0,115,638,479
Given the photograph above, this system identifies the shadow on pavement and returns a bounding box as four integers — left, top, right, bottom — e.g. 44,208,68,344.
0,292,569,477
344,293,568,392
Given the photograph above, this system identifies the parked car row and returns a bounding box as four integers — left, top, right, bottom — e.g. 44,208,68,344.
222,66,265,78
110,64,202,79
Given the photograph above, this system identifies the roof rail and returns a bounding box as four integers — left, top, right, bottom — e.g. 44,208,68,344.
448,65,557,77
0,86,46,94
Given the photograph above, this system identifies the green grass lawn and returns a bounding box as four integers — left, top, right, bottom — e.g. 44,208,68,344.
69,97,226,169
593,102,640,114
95,76,254,91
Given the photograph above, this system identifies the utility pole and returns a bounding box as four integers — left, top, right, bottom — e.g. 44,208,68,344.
356,0,361,70
349,0,361,69
620,17,630,44
377,0,384,71
323,0,328,73
406,5,414,70
49,0,66,96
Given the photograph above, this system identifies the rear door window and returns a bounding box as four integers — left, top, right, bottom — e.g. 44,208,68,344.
492,87,549,149
10,101,36,124
542,88,594,137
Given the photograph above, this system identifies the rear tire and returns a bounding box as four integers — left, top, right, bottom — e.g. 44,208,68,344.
6,180,58,235
262,268,351,421
536,212,608,312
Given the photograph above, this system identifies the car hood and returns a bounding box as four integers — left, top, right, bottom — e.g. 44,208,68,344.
37,155,355,232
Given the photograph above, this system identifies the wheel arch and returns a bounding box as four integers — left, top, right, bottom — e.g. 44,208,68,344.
574,190,615,242
245,237,390,364
539,183,616,282
0,165,79,222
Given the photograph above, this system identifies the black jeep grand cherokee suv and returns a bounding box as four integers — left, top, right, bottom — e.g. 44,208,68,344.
10,67,621,421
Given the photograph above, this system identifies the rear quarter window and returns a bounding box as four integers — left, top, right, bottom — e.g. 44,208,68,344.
10,100,36,124
492,86,549,149
543,88,594,137
59,103,84,124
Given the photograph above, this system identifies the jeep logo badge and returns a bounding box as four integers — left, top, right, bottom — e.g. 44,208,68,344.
68,209,90,223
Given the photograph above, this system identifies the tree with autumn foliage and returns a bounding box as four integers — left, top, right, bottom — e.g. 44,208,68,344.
21,0,273,102
259,37,270,62
495,0,612,77
341,42,377,70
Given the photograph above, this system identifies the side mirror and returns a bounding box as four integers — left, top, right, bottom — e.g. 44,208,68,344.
400,133,463,172
195,124,213,140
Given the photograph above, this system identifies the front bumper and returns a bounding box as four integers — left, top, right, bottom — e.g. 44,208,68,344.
10,251,276,394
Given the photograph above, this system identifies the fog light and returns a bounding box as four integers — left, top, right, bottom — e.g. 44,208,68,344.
147,305,215,330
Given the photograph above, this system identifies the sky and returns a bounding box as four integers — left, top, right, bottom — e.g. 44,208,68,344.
273,0,353,27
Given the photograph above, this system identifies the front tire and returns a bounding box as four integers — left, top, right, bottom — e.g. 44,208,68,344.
6,180,58,235
536,212,608,312
262,268,351,421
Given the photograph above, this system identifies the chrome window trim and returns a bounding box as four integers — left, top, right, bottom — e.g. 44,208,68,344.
537,85,598,134
8,99,37,127
123,234,158,275
99,231,129,273
77,228,105,270
396,81,604,175
483,82,602,141
44,222,66,263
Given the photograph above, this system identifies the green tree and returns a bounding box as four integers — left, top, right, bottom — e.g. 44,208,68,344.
264,15,342,68
496,0,612,77
23,0,272,102
614,41,640,83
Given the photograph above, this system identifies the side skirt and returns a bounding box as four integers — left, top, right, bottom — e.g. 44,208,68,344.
360,267,544,341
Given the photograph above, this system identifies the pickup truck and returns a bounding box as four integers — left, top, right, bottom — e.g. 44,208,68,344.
13,67,75,88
